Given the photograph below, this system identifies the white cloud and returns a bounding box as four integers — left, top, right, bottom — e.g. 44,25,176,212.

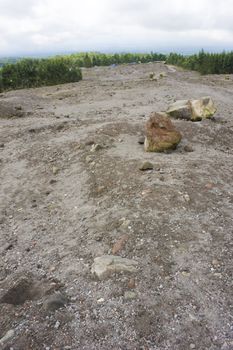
0,0,233,55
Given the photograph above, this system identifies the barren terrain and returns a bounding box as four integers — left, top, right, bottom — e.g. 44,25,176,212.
0,62,233,350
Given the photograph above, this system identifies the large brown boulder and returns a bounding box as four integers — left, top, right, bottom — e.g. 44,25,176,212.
144,112,182,152
167,97,216,121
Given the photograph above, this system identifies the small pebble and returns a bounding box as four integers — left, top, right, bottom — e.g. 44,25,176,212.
54,321,60,329
184,145,194,152
90,144,103,152
139,161,153,171
124,291,137,300
138,136,145,144
52,166,59,175
97,298,105,304
49,179,57,184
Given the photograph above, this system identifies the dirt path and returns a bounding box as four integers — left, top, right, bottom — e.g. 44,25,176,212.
0,62,233,350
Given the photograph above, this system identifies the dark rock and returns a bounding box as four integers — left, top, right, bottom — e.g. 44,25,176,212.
184,145,194,152
138,136,145,144
49,179,57,185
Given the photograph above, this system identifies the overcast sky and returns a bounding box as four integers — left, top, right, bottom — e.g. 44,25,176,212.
1,0,233,56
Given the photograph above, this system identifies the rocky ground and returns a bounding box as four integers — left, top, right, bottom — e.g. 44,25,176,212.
0,62,233,350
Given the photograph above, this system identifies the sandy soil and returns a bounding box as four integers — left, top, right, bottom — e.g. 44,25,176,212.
0,62,233,350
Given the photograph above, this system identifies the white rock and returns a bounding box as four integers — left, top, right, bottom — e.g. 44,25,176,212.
0,330,15,346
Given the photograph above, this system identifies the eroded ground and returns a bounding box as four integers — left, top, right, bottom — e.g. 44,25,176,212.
0,63,233,350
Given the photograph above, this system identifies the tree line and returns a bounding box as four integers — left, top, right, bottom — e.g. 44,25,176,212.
0,57,82,92
0,51,232,92
69,52,166,68
166,50,233,75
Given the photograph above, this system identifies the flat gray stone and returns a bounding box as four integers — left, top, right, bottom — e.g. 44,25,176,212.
91,255,138,280
0,329,15,346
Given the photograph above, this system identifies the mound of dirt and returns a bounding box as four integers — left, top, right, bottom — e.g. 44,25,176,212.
0,101,25,118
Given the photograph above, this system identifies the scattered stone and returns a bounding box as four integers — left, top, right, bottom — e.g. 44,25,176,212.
190,344,196,349
54,321,61,329
91,255,138,280
85,140,95,146
149,72,157,81
128,278,136,289
5,242,14,251
138,136,145,144
94,232,103,241
112,234,129,255
96,185,105,194
97,298,105,304
183,194,191,202
159,72,167,78
0,329,15,346
56,123,66,131
212,259,220,267
139,161,154,171
90,144,103,152
184,144,194,152
181,270,190,277
144,112,182,152
49,179,57,185
119,218,131,229
124,291,137,300
167,97,216,121
52,166,59,175
205,182,215,190
43,292,67,311
85,155,93,163
141,189,152,196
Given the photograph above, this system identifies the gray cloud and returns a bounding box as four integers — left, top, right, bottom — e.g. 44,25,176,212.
0,0,233,55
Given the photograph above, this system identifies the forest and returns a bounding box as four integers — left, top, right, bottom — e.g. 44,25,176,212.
0,51,232,92
0,57,82,91
166,50,233,75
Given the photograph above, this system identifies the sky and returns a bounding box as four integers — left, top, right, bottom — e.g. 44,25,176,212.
0,0,233,56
